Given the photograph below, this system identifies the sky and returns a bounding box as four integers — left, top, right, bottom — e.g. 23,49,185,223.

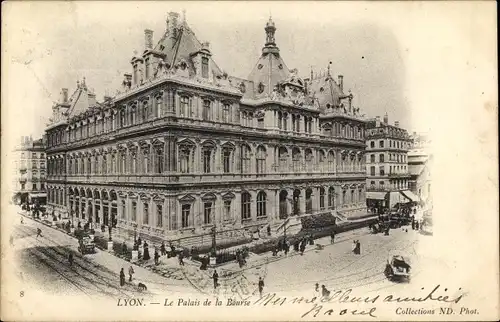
1,1,496,145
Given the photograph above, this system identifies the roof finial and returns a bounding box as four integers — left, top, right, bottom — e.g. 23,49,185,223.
327,61,332,77
310,66,313,80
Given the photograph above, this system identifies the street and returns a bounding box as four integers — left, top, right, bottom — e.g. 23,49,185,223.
10,208,435,300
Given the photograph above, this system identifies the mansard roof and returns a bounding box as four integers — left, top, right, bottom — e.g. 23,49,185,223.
152,17,224,78
307,72,346,111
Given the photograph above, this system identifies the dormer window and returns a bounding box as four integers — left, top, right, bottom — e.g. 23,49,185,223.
258,82,265,94
201,57,209,78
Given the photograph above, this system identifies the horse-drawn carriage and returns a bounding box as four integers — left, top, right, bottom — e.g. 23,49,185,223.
78,234,96,254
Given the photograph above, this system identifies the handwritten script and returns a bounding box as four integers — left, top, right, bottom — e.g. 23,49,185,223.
252,284,466,319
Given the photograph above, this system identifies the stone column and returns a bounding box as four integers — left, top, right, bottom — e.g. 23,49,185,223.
299,189,306,215
194,141,201,174
312,187,320,213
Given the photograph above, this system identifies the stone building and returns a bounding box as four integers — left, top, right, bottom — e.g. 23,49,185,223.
408,133,432,205
45,14,367,244
365,114,418,211
12,136,47,205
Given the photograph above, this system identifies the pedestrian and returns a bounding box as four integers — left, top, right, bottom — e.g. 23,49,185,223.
178,252,185,266
20,217,24,224
330,231,335,244
128,266,134,282
68,252,73,266
352,240,356,254
212,270,219,289
122,242,127,256
137,237,142,248
120,268,125,286
160,242,166,256
415,221,420,230
314,283,320,298
267,225,271,236
154,248,160,265
356,240,361,255
143,241,150,261
36,228,42,238
258,277,265,297
300,240,306,255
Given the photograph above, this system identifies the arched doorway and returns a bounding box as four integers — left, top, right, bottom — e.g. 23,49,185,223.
305,188,313,214
279,190,288,219
293,189,301,216
86,188,93,226
93,190,101,225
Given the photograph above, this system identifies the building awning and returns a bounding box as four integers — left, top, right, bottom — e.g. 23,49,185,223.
389,191,411,207
29,193,47,198
366,192,387,200
401,190,420,202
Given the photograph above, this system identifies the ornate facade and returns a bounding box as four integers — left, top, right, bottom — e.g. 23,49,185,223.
45,13,367,242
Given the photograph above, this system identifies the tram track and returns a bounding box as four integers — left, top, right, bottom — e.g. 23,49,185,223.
15,223,146,298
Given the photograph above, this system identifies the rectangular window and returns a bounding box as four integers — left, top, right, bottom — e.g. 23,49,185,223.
379,140,384,148
203,149,211,173
379,154,384,163
201,57,209,78
40,183,45,190
370,166,375,176
379,166,385,176
203,202,212,224
180,96,190,117
257,118,264,128
180,148,191,173
202,100,211,121
155,149,164,173
222,104,231,123
143,203,149,225
222,149,231,173
223,200,231,221
370,154,375,163
320,192,325,210
181,204,190,228
156,204,163,228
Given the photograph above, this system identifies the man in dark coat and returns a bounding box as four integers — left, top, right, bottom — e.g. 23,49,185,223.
154,248,160,265
258,277,265,297
212,270,219,289
160,242,166,256
120,268,125,286
143,241,150,261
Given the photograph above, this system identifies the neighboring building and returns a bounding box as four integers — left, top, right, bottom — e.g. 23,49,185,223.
408,133,432,206
365,114,418,212
12,136,47,205
45,14,367,245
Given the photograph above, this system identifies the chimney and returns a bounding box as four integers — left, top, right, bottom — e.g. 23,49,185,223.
167,12,180,39
395,121,400,127
383,112,388,124
338,75,344,91
61,88,69,103
144,29,153,50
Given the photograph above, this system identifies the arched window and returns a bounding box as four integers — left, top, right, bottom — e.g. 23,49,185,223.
305,188,313,213
256,191,267,218
278,147,288,172
328,151,335,172
142,101,149,121
256,146,266,174
241,192,251,220
87,157,91,174
328,187,335,209
305,149,314,172
283,113,288,131
319,187,325,210
222,103,231,123
143,202,149,225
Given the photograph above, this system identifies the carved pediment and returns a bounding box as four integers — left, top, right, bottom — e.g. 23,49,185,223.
179,194,196,203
